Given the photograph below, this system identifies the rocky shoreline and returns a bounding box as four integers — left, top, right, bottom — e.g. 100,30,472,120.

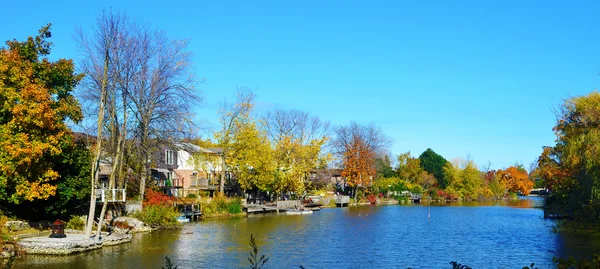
17,233,132,255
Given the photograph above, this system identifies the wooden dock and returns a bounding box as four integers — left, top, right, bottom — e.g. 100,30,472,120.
245,204,278,214
176,202,202,221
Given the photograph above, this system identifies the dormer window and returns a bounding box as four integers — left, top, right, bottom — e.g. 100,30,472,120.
165,150,174,165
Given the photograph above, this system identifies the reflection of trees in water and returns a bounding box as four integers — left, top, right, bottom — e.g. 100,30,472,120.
555,233,600,261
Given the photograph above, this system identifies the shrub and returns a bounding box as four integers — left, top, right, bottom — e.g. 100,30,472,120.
227,199,242,214
201,196,245,217
0,216,11,243
66,215,85,230
186,193,197,199
134,204,180,228
367,194,377,204
144,188,175,206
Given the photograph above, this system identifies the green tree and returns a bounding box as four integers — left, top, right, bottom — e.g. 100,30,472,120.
0,24,83,204
18,137,92,219
541,91,600,220
419,148,449,188
375,155,395,178
443,159,483,200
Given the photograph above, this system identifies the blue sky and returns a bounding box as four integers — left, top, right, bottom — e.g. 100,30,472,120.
2,0,599,170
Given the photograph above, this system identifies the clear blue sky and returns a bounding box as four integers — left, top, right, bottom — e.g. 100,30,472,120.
2,0,599,170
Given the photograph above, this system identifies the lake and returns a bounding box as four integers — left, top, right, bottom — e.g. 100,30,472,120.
13,197,600,268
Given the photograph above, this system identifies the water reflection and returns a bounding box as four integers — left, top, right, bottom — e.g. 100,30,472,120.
13,198,600,269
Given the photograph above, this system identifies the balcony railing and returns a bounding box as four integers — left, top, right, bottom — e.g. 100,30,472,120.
95,188,126,203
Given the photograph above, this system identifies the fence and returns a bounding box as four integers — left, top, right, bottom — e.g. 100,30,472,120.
95,188,127,203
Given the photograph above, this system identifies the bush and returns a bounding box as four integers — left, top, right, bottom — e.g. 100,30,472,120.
66,215,85,230
367,194,377,204
201,196,244,218
186,193,197,199
0,216,11,243
144,188,175,206
228,199,242,214
134,204,180,228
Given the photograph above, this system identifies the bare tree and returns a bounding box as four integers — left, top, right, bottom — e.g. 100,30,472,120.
76,10,201,237
216,87,256,194
75,10,128,239
261,108,330,144
129,26,201,200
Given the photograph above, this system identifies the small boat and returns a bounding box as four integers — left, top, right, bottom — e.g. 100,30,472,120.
285,209,313,215
177,216,190,223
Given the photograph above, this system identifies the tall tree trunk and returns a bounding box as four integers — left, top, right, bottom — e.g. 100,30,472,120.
96,81,128,238
139,123,149,202
85,51,109,239
220,150,226,195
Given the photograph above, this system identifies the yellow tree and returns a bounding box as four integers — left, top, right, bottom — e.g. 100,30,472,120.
272,135,327,196
228,121,275,193
0,24,83,203
216,87,255,194
262,108,331,197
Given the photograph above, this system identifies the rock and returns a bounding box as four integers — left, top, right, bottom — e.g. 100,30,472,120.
4,221,29,232
112,217,152,233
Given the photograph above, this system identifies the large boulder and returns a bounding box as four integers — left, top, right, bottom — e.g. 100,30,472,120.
112,217,151,234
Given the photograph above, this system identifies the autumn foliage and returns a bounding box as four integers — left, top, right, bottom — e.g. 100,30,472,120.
496,166,534,195
0,24,83,203
341,135,377,188
143,188,175,206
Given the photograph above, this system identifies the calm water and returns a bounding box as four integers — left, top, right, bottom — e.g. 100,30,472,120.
14,197,600,268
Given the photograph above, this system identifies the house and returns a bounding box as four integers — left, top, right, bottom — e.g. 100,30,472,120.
151,143,225,197
308,168,346,190
151,144,181,196
174,143,223,197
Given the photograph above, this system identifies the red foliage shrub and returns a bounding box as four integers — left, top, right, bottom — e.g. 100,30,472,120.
144,188,175,206
367,194,377,204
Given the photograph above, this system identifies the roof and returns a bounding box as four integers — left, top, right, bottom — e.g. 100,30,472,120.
176,143,222,155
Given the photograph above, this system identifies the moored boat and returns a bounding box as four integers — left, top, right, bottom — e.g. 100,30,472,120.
285,209,313,215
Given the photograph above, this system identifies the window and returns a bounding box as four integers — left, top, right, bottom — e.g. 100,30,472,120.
165,150,174,165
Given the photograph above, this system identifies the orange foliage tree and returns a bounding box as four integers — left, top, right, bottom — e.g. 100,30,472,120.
333,122,390,199
0,24,83,203
341,135,376,188
496,166,534,195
